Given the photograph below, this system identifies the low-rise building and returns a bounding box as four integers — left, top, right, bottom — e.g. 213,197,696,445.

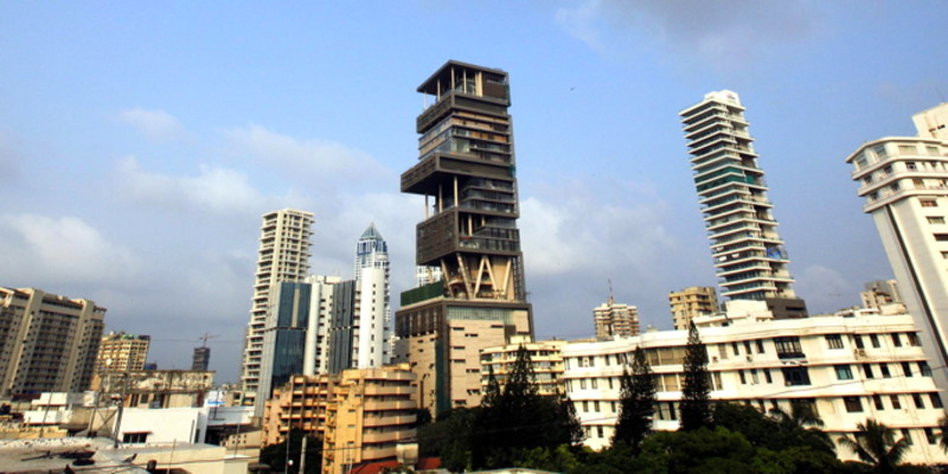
480,336,566,396
92,369,214,408
562,301,946,465
262,373,333,446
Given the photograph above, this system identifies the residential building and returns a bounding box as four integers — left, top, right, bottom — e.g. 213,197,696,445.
860,279,905,313
845,102,948,395
192,346,210,371
562,303,946,464
416,265,443,286
96,332,150,375
92,369,214,408
592,296,640,340
395,61,533,415
0,287,105,397
479,336,566,396
321,363,416,474
678,91,807,318
240,208,315,406
669,286,718,330
262,373,333,445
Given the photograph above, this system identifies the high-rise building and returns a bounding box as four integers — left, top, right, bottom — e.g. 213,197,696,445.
0,287,105,396
845,102,948,394
669,286,718,330
396,61,533,415
192,346,210,372
96,331,150,374
679,90,807,318
240,208,314,406
860,279,904,312
592,296,640,340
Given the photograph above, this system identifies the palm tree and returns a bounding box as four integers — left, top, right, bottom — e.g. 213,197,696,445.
837,419,909,474
769,401,834,454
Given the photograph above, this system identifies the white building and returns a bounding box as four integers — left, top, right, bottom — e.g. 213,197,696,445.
240,208,314,406
678,91,806,317
562,302,946,464
845,102,948,395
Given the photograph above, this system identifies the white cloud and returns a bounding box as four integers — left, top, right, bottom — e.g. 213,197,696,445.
118,108,187,141
224,125,389,187
0,214,140,286
556,0,820,68
115,156,310,216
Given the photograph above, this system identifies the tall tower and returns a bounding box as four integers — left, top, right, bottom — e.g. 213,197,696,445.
396,61,532,415
846,102,948,394
240,208,314,406
679,90,806,318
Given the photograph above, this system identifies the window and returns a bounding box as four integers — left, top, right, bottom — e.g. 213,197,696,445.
902,429,913,445
925,428,937,445
869,334,880,348
844,397,863,413
863,364,875,379
764,369,773,384
123,432,149,443
902,362,913,377
880,364,891,378
743,341,752,354
835,365,854,380
907,161,918,170
755,339,765,353
732,342,740,356
750,369,760,384
928,216,946,224
596,426,604,439
907,332,921,346
825,334,844,349
921,199,938,208
890,395,902,409
891,333,902,347
782,367,811,386
579,379,586,390
594,401,600,412
913,393,925,409
590,378,598,389
873,394,884,410
582,401,589,412
931,393,944,409
739,369,746,384
774,336,804,358
853,335,865,349
899,144,917,154
920,361,933,376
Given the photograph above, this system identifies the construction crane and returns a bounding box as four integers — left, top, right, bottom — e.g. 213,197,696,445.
199,332,219,348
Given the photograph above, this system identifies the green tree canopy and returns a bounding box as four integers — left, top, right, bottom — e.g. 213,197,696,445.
680,321,712,431
613,346,656,449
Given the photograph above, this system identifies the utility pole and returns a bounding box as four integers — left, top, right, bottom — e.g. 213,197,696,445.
299,435,307,474
112,372,129,448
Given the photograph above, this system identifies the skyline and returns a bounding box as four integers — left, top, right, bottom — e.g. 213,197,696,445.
1,2,946,382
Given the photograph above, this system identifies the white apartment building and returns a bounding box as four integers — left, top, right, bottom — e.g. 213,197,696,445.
593,297,640,340
240,208,314,405
479,336,566,396
846,103,948,395
562,303,946,464
679,91,806,317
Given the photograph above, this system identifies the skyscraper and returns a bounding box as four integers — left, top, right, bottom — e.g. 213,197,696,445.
327,225,391,373
0,287,105,396
592,296,640,340
845,102,948,393
679,90,807,318
240,208,314,406
191,346,210,372
396,61,533,415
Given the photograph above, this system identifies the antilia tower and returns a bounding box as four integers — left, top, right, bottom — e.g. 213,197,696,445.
396,61,533,415
679,91,807,318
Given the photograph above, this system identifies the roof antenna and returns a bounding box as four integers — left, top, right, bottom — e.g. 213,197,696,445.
608,279,615,305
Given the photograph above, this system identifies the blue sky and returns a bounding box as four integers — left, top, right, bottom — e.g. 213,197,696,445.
1,1,946,383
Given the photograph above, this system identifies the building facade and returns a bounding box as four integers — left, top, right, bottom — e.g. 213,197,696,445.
321,364,416,474
95,332,150,375
328,268,390,373
396,61,533,415
669,286,718,330
0,288,105,396
241,208,315,406
191,346,210,372
93,369,214,408
562,307,946,464
845,103,948,395
679,91,807,318
262,373,333,446
479,336,566,396
860,279,904,312
592,297,640,340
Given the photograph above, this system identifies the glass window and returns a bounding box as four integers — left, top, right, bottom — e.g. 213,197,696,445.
927,216,946,224
764,369,773,384
920,361,933,376
782,367,811,386
869,334,880,348
853,335,865,349
863,364,875,379
902,362,913,377
835,365,853,380
774,336,804,358
891,333,902,347
755,340,765,353
844,397,863,413
907,333,921,346
926,428,937,445
739,369,746,384
891,395,902,409
913,393,925,409
825,334,844,349
880,364,891,378
921,199,938,208
873,394,884,410
902,429,913,445
930,393,944,409
591,378,598,389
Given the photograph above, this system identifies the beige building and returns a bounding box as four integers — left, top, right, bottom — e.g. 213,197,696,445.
669,286,718,330
860,280,905,312
241,208,315,406
0,287,105,397
262,373,333,446
593,296,640,340
95,331,150,375
92,369,214,408
322,364,416,474
479,336,566,396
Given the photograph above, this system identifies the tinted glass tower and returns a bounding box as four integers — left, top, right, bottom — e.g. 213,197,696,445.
397,61,533,414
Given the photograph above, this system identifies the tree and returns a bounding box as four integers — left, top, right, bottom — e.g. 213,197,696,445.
613,346,655,449
679,321,712,431
939,413,948,453
258,428,321,474
837,419,909,474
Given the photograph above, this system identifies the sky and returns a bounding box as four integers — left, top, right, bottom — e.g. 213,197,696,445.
1,1,946,383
